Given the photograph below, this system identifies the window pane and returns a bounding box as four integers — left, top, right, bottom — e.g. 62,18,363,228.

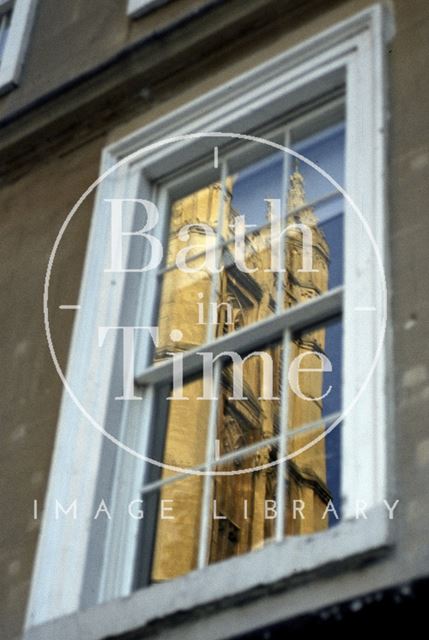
209,443,278,563
290,122,345,292
288,317,342,430
149,476,203,582
285,317,343,533
229,151,284,226
286,420,342,534
156,179,222,355
155,377,212,469
156,268,214,357
216,344,282,448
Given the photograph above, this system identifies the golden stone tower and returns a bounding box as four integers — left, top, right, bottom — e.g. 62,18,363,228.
151,166,331,580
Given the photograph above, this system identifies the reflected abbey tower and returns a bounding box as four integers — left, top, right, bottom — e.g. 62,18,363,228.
151,167,332,581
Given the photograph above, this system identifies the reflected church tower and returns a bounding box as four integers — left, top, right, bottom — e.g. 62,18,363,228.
151,166,331,580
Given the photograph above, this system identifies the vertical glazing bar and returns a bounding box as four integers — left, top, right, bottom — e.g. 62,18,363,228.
206,160,228,343
197,359,221,568
275,328,291,542
275,128,292,314
198,158,227,566
274,130,292,540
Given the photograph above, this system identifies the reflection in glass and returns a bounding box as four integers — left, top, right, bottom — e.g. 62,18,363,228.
151,476,202,581
286,420,342,534
209,444,276,562
156,130,344,363
285,318,343,534
147,125,344,580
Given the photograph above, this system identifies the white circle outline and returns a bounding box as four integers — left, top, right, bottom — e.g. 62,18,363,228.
44,131,387,476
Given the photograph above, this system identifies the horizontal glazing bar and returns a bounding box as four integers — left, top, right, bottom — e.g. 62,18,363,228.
140,435,280,494
139,410,342,495
136,286,343,386
287,411,341,440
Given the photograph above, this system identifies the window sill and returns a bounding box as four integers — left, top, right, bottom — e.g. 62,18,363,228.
24,508,391,640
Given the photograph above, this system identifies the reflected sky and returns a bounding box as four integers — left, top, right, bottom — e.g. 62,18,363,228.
230,152,283,226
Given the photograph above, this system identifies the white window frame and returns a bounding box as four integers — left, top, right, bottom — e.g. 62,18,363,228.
127,0,168,19
26,4,393,635
0,0,37,94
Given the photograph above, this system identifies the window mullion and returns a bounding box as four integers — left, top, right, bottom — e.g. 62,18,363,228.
206,160,228,343
275,328,291,542
197,359,221,569
275,128,292,313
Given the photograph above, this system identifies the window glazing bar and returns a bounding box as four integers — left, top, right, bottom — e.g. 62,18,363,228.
275,128,291,313
197,360,221,569
275,329,291,541
287,411,342,440
136,286,343,386
206,160,227,343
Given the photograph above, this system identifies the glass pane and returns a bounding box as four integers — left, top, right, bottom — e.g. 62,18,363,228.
292,123,345,199
224,149,282,327
285,317,343,533
216,343,282,449
149,476,203,582
158,377,212,469
288,122,345,294
209,443,278,563
156,268,214,358
287,317,342,430
230,151,284,226
156,179,222,356
286,420,342,534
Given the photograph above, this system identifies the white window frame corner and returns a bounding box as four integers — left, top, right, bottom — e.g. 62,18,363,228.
25,3,394,636
0,0,37,95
